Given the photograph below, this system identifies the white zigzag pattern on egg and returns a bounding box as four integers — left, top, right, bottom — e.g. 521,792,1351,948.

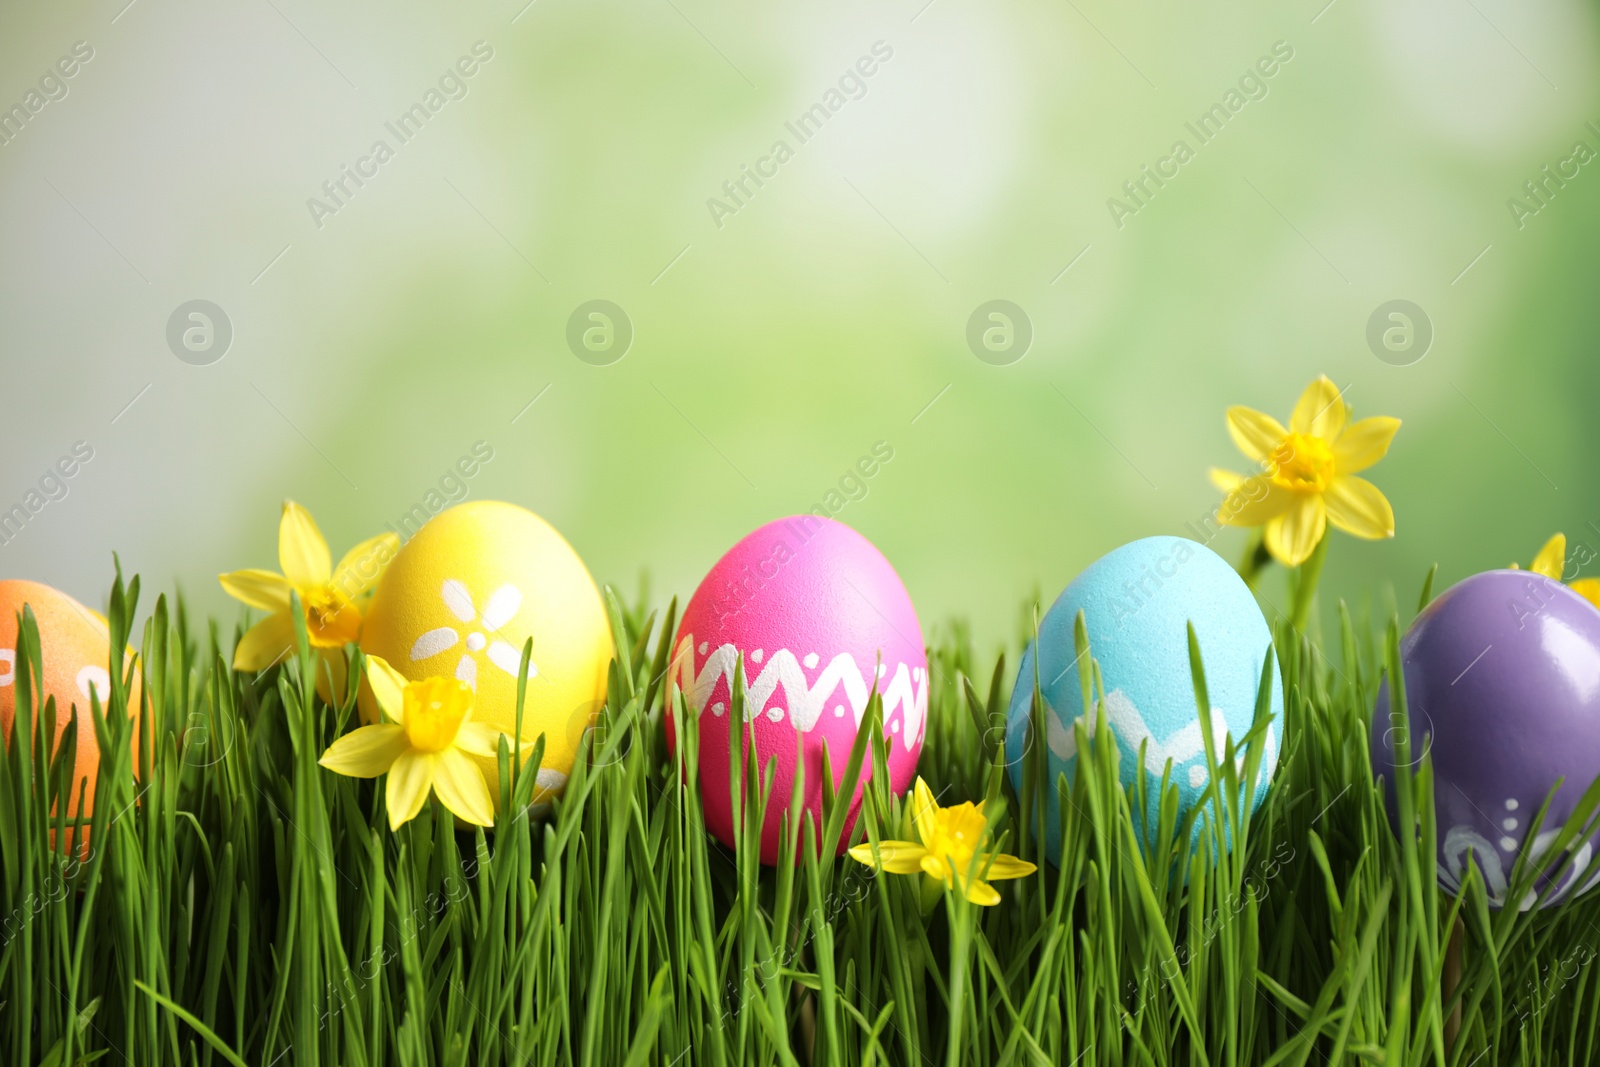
1042,688,1279,790
670,636,927,751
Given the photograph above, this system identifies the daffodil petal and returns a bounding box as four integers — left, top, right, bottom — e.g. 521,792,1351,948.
963,879,1002,906
1324,476,1395,541
386,751,434,830
1209,468,1245,493
318,723,409,778
980,853,1038,881
1226,407,1288,463
432,748,496,826
1264,495,1327,567
1331,416,1400,475
279,501,332,588
333,532,401,599
219,569,293,612
846,842,877,867
454,722,508,759
881,843,935,875
1531,534,1566,582
911,778,939,848
1219,479,1295,528
233,613,297,672
364,655,410,723
1288,376,1347,440
1567,578,1600,612
919,853,951,882
853,840,929,875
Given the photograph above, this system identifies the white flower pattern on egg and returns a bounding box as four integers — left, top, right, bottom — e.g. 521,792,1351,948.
409,579,532,689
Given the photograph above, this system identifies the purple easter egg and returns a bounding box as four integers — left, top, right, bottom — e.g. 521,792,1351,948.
1372,569,1600,910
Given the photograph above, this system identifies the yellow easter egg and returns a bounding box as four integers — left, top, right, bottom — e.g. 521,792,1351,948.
360,501,612,803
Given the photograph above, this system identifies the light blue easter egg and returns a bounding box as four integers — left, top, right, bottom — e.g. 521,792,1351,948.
1004,536,1281,863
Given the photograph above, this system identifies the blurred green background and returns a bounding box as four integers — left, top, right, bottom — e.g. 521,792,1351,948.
0,0,1596,648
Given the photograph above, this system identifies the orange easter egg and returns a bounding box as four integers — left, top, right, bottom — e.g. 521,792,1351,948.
0,580,142,853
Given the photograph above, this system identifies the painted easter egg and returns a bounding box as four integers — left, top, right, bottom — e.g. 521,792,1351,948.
0,580,142,847
1004,537,1281,863
1372,569,1600,910
667,516,928,865
360,501,612,804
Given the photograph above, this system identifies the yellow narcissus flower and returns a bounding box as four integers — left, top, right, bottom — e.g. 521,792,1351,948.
1515,533,1600,611
319,655,527,830
1211,375,1401,567
219,501,398,695
848,778,1036,906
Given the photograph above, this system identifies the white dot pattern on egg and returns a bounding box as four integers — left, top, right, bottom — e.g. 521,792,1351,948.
76,665,111,702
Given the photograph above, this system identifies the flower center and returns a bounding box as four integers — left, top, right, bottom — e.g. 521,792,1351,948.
401,677,474,753
1269,432,1336,493
303,585,362,648
924,803,990,883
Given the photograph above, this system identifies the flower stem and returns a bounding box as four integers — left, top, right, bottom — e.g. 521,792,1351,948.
918,873,942,918
944,894,973,1067
1237,531,1272,590
1289,533,1329,634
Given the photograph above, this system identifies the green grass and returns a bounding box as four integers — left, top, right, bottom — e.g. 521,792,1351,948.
4,562,1600,1066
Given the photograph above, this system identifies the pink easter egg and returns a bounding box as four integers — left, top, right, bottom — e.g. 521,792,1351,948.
666,516,928,865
